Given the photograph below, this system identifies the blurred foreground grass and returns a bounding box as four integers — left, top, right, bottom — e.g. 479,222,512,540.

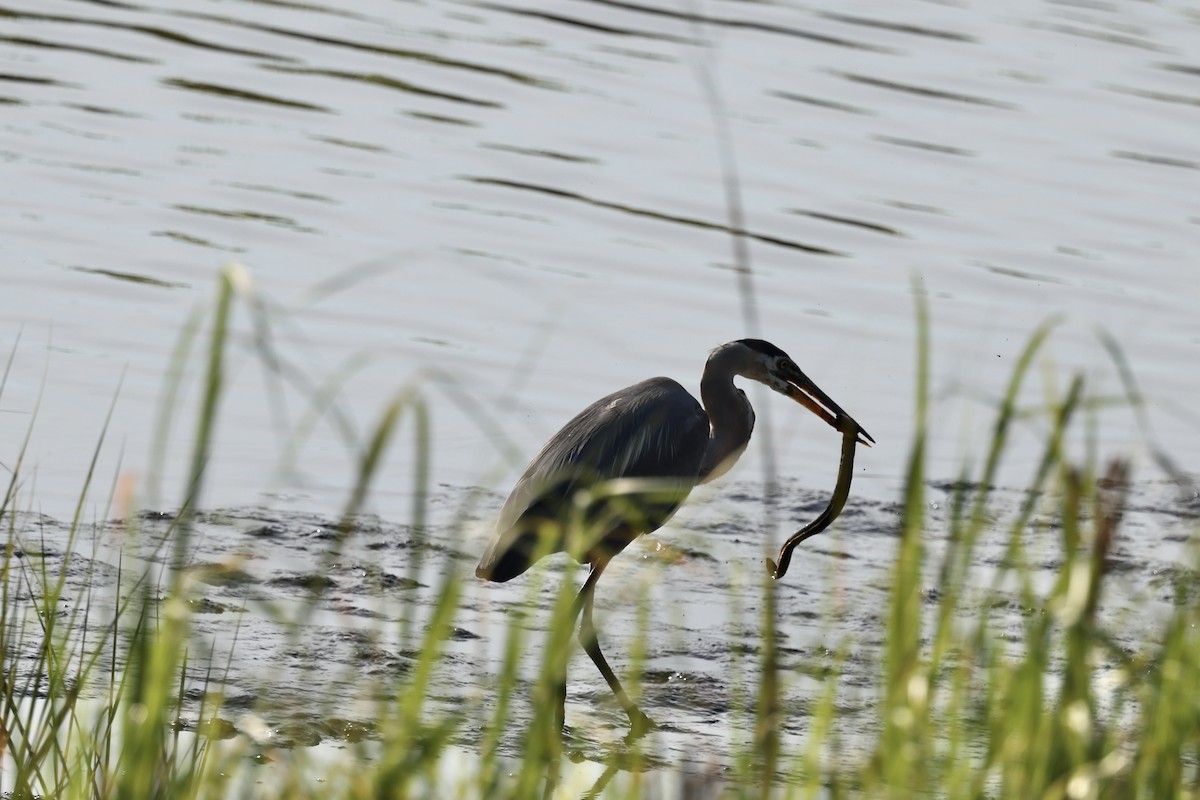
2,267,1198,799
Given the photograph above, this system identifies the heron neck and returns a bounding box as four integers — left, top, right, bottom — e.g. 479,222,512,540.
698,360,754,483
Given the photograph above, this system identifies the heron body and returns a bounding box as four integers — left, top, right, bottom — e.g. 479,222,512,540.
478,377,721,582
476,339,871,736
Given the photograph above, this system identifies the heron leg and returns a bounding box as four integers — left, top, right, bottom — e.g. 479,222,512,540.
555,673,567,738
575,559,657,738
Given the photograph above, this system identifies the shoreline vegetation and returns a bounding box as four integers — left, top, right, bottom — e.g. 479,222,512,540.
3,267,1199,798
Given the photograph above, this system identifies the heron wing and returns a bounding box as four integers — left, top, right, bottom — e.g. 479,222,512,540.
477,377,709,581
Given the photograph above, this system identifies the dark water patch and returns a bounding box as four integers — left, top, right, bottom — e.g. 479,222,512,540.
929,479,1002,495
194,507,287,527
278,629,414,680
769,90,872,115
467,177,845,256
975,261,1066,285
450,626,481,641
840,72,1015,109
0,72,66,86
405,110,479,126
1106,84,1200,109
215,691,259,710
643,670,730,715
5,511,68,530
187,597,238,614
333,604,387,619
988,596,1043,618
3,541,63,560
727,622,788,646
1148,564,1200,604
1111,150,1199,170
595,45,676,63
223,182,337,206
191,562,261,588
266,718,324,748
476,2,697,43
410,540,481,563
69,266,189,289
788,209,903,237
60,0,142,10
324,717,379,743
244,524,286,539
1101,553,1140,575
173,1,374,23
872,135,975,157
347,638,403,665
782,491,830,515
1161,64,1200,78
778,648,841,678
793,646,878,689
199,717,239,740
173,13,552,88
804,546,856,561
878,198,948,215
672,545,717,563
0,9,297,61
327,561,413,590
782,609,821,622
370,571,423,591
60,553,121,583
163,79,329,112
791,495,892,523
172,715,239,740
819,12,976,42
262,65,502,108
268,572,338,591
1029,21,1163,51
1123,487,1200,522
64,103,142,117
692,518,754,541
310,135,390,152
1179,491,1200,518
572,0,892,51
0,34,156,63
481,142,600,164
171,204,319,233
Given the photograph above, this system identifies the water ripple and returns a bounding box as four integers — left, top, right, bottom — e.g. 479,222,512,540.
467,177,846,256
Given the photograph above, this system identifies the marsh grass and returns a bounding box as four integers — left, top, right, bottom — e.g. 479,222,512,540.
2,267,1199,798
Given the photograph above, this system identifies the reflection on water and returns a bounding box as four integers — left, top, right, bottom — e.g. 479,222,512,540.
1,0,1198,780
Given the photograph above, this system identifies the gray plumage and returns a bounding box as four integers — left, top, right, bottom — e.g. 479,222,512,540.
477,377,712,582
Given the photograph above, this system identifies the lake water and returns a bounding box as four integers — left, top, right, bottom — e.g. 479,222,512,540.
2,0,1198,786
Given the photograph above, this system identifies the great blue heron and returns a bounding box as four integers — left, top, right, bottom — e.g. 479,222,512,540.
476,339,872,736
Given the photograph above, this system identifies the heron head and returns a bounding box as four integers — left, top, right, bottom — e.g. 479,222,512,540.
734,339,874,447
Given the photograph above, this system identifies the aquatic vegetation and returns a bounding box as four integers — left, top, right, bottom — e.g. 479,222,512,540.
2,267,1198,798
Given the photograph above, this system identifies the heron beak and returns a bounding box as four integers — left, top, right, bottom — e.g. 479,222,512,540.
781,368,875,447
